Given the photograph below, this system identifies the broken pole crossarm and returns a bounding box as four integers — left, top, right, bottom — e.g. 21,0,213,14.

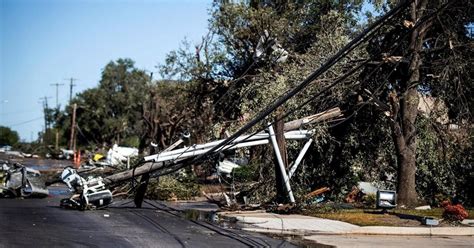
288,138,313,179
143,132,272,161
144,130,312,162
268,124,295,203
151,139,270,163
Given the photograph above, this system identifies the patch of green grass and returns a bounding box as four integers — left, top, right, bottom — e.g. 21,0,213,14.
393,208,444,218
304,207,474,226
311,211,397,226
394,208,474,219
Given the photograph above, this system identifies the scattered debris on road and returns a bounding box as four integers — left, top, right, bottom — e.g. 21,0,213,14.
0,160,49,198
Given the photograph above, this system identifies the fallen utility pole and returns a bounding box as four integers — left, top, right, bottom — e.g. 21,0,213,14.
103,129,312,186
102,108,342,189
61,107,339,209
61,126,314,209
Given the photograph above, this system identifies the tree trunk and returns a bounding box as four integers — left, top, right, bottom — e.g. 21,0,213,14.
391,0,431,207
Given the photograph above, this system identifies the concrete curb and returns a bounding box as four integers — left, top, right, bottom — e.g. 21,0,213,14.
220,212,474,237
348,226,474,236
242,226,474,237
240,226,474,237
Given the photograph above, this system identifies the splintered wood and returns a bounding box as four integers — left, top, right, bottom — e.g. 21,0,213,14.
283,107,342,131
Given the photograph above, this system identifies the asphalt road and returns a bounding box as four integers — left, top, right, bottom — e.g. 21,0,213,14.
0,197,297,248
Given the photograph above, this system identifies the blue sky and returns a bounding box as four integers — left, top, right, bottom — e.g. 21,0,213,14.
1,0,211,142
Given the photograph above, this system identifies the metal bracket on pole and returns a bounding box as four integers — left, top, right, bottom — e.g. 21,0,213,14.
268,124,295,203
288,138,313,179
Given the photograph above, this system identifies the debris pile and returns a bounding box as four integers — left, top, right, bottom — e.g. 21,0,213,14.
59,167,112,210
0,161,49,198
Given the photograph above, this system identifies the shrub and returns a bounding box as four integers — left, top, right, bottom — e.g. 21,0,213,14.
146,175,200,201
441,200,469,221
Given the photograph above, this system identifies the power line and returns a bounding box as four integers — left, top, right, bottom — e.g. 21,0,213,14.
0,110,38,116
206,0,453,159
187,0,411,164
8,116,44,127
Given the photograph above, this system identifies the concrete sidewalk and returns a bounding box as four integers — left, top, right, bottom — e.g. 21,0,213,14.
220,211,474,236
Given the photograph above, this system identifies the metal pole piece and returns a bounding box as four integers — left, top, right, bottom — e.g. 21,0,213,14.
144,130,312,162
152,139,269,163
288,138,313,179
268,124,295,203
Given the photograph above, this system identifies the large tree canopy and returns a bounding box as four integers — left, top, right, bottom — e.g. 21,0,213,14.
0,126,19,146
64,58,150,147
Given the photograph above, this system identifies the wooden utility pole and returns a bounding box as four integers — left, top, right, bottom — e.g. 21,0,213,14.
65,78,77,103
39,96,52,144
51,83,64,149
69,103,77,151
50,83,64,110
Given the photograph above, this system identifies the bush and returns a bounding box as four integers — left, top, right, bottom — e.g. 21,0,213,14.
441,200,469,221
362,193,377,208
232,163,259,183
146,175,200,201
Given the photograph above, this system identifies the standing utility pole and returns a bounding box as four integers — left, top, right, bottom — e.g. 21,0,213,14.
39,96,51,144
65,78,77,103
69,103,77,151
50,83,64,149
50,83,64,110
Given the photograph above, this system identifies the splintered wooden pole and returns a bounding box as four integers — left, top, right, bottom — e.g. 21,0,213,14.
283,107,342,131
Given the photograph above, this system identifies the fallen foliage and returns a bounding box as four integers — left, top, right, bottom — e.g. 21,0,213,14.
146,175,201,201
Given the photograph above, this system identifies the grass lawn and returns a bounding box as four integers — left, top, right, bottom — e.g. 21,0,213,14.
304,208,474,227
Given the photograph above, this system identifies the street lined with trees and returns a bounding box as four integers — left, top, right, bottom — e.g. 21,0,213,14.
35,0,472,207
